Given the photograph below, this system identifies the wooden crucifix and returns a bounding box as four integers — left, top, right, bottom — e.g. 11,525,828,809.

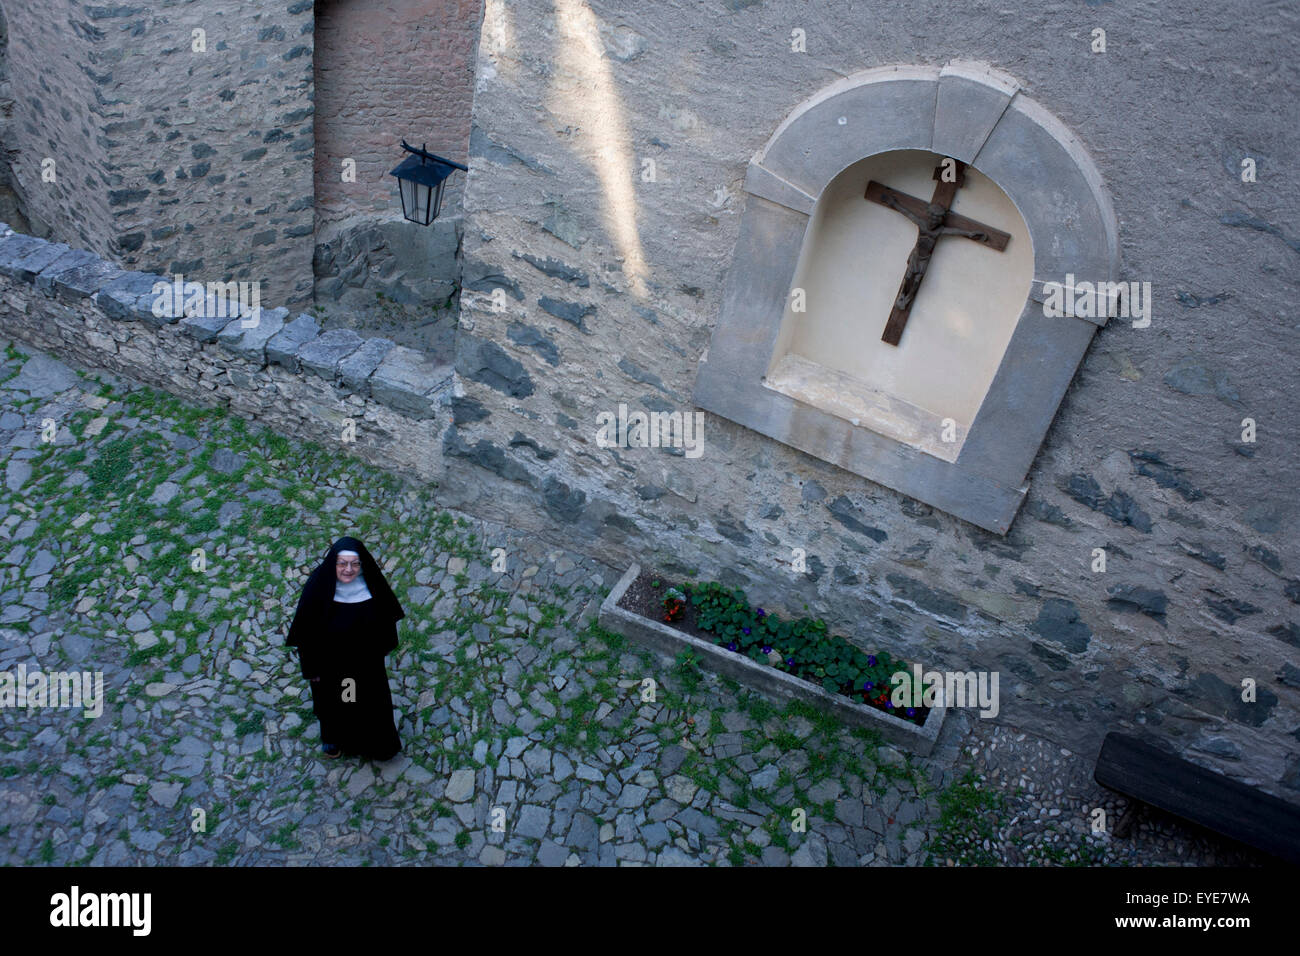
865,159,1012,346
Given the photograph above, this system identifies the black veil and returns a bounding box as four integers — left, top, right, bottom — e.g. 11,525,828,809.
286,536,405,651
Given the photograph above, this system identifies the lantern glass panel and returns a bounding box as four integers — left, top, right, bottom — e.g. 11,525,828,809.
398,177,421,223
398,177,413,219
429,180,446,222
415,181,431,223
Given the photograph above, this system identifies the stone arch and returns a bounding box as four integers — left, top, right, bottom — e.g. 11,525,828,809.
694,61,1120,533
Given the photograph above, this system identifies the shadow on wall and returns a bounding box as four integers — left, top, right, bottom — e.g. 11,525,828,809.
0,3,45,239
312,214,463,360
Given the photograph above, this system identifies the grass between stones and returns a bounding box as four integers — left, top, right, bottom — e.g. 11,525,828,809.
924,769,1113,867
2,364,950,867
924,769,1007,866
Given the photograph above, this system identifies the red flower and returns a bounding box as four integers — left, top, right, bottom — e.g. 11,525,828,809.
662,596,685,622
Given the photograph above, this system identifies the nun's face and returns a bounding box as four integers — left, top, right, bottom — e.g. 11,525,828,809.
335,553,362,584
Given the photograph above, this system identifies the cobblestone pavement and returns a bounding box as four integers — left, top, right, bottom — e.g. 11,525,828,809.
0,340,1271,866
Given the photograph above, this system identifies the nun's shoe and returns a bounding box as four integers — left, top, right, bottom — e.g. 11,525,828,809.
322,743,342,758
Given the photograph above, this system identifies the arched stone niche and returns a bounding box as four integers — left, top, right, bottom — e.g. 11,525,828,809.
694,62,1120,534
765,148,1035,463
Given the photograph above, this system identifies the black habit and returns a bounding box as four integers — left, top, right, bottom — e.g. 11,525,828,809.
286,536,405,761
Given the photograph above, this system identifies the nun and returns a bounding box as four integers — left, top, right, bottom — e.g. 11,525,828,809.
286,536,405,761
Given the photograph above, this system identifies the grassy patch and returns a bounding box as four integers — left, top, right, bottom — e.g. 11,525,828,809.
233,710,265,738
87,436,142,487
267,822,300,850
924,769,1006,867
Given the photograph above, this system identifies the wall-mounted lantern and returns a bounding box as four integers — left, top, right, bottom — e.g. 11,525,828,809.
388,140,468,226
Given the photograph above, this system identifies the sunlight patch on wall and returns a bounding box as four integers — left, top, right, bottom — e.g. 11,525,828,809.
549,0,649,299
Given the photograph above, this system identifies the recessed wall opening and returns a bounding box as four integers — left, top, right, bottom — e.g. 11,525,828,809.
764,149,1034,462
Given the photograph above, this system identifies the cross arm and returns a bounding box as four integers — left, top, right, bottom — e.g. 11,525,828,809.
864,181,930,228
940,212,1011,251
865,181,1012,251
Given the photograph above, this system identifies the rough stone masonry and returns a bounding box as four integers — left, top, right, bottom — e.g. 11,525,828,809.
2,0,317,306
0,0,1296,799
0,224,458,485
445,0,1300,796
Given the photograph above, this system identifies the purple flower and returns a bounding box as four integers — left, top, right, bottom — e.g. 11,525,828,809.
785,657,795,666
906,708,916,717
867,655,876,667
756,608,766,617
863,680,874,691
743,627,751,635
727,642,738,652
762,646,772,655
885,700,894,709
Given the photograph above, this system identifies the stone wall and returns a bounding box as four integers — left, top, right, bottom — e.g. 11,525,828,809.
2,0,317,306
1,0,481,343
0,0,1295,799
311,215,462,357
2,0,110,252
0,2,40,236
0,224,457,486
445,0,1300,795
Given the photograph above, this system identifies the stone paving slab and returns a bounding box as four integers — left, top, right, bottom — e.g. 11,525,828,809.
3,242,78,285
34,248,100,297
298,327,365,381
339,337,397,397
95,272,169,322
180,309,236,344
47,258,124,305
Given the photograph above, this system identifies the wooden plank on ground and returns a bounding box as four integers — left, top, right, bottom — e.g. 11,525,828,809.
1094,731,1300,865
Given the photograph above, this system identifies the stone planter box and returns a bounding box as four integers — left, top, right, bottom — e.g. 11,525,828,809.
598,564,946,755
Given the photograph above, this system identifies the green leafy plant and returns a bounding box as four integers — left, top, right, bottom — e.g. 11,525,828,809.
673,648,702,694
675,578,926,725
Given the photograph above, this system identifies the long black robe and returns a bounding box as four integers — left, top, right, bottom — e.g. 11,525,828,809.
286,536,405,761
300,598,402,760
